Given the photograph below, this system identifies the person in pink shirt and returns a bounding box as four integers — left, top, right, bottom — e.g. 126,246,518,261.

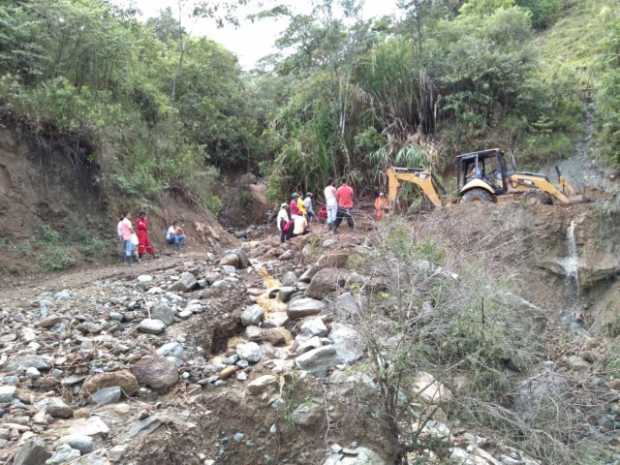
118,212,136,264
333,181,354,232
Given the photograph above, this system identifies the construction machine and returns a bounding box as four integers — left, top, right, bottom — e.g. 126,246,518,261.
386,148,583,208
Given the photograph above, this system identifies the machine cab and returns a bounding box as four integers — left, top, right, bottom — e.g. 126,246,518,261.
456,148,508,195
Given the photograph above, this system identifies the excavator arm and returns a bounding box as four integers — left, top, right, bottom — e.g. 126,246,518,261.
386,167,444,209
507,173,582,205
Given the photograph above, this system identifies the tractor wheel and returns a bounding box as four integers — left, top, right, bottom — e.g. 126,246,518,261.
524,191,553,206
462,188,495,203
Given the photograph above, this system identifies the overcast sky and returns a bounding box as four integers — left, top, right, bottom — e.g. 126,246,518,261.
112,0,401,69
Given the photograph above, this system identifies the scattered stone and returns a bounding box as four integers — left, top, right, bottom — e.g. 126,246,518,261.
0,385,16,403
277,287,297,303
335,293,361,315
137,274,154,286
157,342,185,364
170,272,198,292
74,452,112,465
4,355,51,372
566,355,590,371
219,366,239,380
295,346,338,375
178,309,193,319
261,327,292,346
323,447,385,465
295,336,323,354
247,375,278,395
82,370,139,396
38,316,62,329
241,305,264,326
13,436,51,465
236,342,263,364
132,354,179,391
287,298,326,319
186,300,205,314
299,266,319,283
317,252,349,269
301,318,329,337
514,367,568,422
281,271,298,286
26,367,41,379
46,397,74,419
219,252,246,269
46,444,81,465
138,319,166,334
411,372,453,404
59,435,94,454
68,416,110,437
92,386,122,405
109,312,124,322
329,323,364,364
263,312,289,328
306,268,347,299
291,401,323,427
151,304,176,326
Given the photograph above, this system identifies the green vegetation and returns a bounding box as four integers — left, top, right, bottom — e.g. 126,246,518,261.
0,0,617,205
0,0,269,209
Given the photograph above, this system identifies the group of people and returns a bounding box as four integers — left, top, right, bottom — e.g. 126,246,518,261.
276,180,356,242
116,212,186,264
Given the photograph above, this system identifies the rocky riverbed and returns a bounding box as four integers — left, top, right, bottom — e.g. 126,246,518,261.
1,202,619,465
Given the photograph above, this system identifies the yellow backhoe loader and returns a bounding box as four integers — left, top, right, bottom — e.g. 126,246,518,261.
386,148,583,208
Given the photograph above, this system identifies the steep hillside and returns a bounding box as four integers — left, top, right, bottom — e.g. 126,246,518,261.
0,116,233,276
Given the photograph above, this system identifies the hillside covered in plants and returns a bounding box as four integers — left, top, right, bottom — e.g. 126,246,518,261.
0,0,618,268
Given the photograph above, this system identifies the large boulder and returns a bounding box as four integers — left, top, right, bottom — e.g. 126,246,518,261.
131,354,178,391
13,436,51,465
287,298,326,319
317,252,349,269
81,370,139,396
329,323,364,364
220,249,250,269
306,268,347,299
513,364,569,422
295,346,338,375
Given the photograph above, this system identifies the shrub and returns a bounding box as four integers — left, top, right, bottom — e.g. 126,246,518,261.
39,245,76,272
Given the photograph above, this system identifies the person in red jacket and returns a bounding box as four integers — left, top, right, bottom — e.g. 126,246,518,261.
136,211,155,258
333,181,355,232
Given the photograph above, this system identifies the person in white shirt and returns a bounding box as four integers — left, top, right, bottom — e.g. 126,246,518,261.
323,179,337,230
166,221,186,249
276,203,293,242
303,193,315,222
293,214,308,236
